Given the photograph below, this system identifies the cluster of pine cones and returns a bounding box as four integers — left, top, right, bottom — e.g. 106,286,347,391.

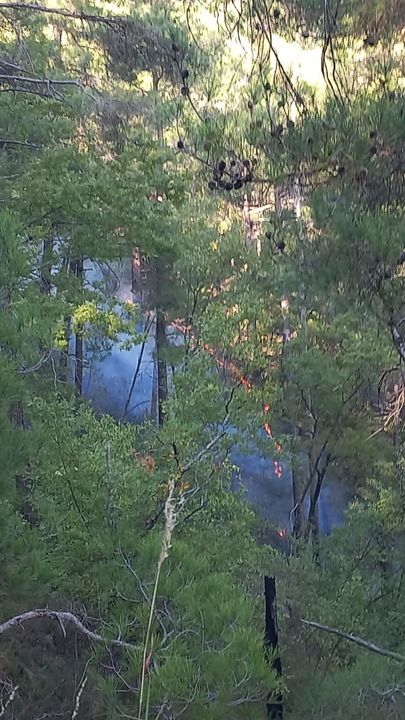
208,158,254,191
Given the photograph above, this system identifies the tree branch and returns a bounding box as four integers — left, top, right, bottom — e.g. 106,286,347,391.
0,73,84,87
0,609,138,650
0,2,128,26
301,618,405,663
0,682,19,718
71,675,88,720
389,318,405,364
180,423,228,475
123,312,154,420
16,351,51,372
0,138,41,148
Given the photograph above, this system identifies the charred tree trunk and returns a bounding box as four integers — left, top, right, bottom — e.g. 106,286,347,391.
264,576,283,719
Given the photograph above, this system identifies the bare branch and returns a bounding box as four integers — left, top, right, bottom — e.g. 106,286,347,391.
0,86,58,98
71,675,87,720
123,312,154,420
16,351,51,373
0,73,84,88
301,619,405,663
0,609,138,650
178,496,205,525
0,61,97,101
0,138,41,148
0,2,124,25
180,422,228,475
146,411,231,531
390,318,405,364
0,683,19,718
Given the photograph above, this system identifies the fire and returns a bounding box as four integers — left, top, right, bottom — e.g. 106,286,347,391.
172,318,283,469
137,455,155,472
263,421,273,437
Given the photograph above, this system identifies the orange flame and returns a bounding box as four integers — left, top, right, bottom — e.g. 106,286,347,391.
172,319,283,458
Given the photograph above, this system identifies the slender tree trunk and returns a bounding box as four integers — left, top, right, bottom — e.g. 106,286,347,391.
293,179,317,542
156,302,168,427
70,256,84,396
291,453,303,538
9,402,27,430
152,69,167,426
9,406,38,525
57,253,71,381
264,576,283,719
243,194,253,248
40,236,53,294
123,312,153,420
306,465,327,559
57,316,71,382
75,326,83,396
131,246,141,295
308,474,322,534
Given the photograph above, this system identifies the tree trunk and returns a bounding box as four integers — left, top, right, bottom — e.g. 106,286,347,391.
291,453,303,539
156,306,168,426
75,327,83,397
9,406,38,525
264,576,283,719
70,256,84,396
243,194,253,248
40,236,53,294
306,466,327,560
131,246,141,295
152,68,167,425
306,458,328,533
57,316,71,382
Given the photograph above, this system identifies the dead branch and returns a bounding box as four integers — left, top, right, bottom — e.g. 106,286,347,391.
0,683,19,718
0,609,138,650
0,138,41,148
16,351,51,372
71,675,87,720
0,2,124,26
301,618,405,663
390,318,405,364
0,73,84,88
123,312,154,420
180,421,228,475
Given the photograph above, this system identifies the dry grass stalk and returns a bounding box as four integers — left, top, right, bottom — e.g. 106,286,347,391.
138,475,177,720
72,676,88,720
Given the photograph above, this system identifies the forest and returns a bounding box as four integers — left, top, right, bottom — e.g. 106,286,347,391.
0,1,404,718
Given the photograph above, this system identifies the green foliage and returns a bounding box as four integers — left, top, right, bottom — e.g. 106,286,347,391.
1,2,405,719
